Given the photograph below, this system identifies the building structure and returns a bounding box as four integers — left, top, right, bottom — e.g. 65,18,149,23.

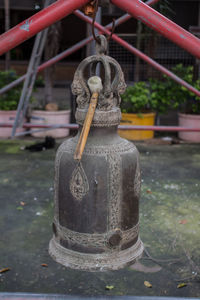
0,0,199,83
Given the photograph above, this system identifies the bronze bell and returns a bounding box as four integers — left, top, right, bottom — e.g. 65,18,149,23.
49,35,144,271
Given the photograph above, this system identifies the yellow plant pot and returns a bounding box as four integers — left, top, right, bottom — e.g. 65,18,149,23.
118,112,156,140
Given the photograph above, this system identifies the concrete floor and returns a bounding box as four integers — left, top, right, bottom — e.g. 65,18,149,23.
0,138,199,298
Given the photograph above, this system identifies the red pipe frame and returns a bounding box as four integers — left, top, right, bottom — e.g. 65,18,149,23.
74,10,200,98
1,123,200,132
112,0,200,59
0,0,199,59
0,0,90,56
1,2,200,98
0,0,160,95
0,0,199,133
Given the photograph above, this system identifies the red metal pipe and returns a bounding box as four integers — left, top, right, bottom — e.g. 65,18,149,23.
0,0,89,56
0,74,26,95
112,0,200,59
107,0,160,30
1,0,199,101
38,37,93,71
0,37,93,95
2,7,199,99
118,125,200,132
0,0,160,95
1,122,200,132
74,10,200,98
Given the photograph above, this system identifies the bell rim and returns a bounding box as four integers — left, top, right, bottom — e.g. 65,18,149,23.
49,236,144,272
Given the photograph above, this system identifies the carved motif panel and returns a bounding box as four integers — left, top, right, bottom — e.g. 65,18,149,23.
70,162,89,201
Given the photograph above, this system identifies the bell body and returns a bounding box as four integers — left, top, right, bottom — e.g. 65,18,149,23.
49,125,144,271
49,35,143,271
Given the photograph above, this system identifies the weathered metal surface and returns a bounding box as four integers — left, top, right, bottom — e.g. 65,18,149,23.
49,35,144,271
0,0,90,56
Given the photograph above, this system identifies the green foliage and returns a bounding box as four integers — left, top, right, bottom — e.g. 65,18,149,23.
0,70,22,111
121,64,200,116
149,78,172,114
35,75,44,87
121,82,150,113
161,64,200,114
0,70,38,111
121,81,171,115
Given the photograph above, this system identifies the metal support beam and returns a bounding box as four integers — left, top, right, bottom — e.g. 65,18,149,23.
1,2,200,100
112,0,200,59
0,0,90,56
0,0,160,96
4,0,11,70
74,10,200,98
0,37,93,95
112,0,160,29
1,0,199,101
11,0,51,138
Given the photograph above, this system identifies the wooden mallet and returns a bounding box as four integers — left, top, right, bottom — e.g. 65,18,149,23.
74,76,103,161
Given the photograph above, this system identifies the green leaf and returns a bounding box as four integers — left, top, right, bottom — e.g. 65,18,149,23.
177,283,187,288
16,206,23,211
144,281,152,288
105,285,115,290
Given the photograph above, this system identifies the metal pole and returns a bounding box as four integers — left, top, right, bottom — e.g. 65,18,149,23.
0,37,94,95
109,0,160,29
11,17,50,137
198,2,200,77
11,31,46,137
0,0,160,95
1,122,200,132
74,10,200,98
1,15,200,99
92,7,101,75
0,0,90,56
4,0,10,70
1,1,200,99
112,0,200,59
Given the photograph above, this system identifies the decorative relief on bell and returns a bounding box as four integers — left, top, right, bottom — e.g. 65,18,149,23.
49,34,144,271
70,162,89,201
71,35,127,127
134,159,141,199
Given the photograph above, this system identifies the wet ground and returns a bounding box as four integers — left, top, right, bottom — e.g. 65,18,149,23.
0,138,199,298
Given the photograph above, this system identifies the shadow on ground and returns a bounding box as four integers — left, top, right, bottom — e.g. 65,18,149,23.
0,139,199,297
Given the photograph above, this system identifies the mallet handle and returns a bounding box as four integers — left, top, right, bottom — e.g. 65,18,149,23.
74,92,98,161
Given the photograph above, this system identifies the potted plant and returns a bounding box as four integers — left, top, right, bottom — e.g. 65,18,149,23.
118,81,170,140
163,64,200,142
0,70,25,138
30,94,71,139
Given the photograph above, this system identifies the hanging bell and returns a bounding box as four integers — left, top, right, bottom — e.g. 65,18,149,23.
49,35,144,271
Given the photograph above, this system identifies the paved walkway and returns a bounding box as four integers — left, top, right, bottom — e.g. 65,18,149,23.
0,139,199,297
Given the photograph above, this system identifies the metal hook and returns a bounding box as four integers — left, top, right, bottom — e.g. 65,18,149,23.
92,1,115,45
